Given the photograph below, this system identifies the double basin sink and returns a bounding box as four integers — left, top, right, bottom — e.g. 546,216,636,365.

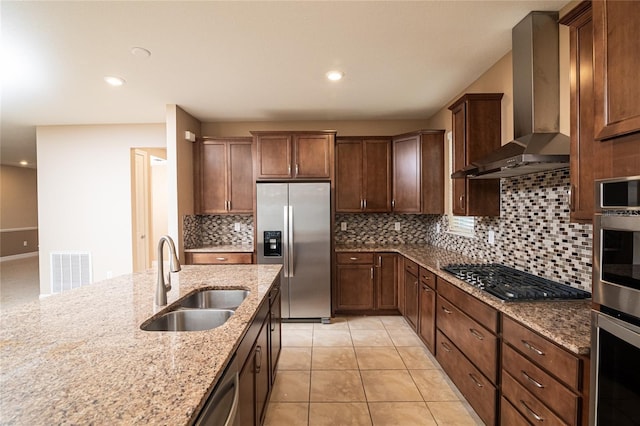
141,289,249,332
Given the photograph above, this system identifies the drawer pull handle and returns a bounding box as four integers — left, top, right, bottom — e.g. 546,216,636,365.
422,285,432,292
522,371,545,389
522,340,545,356
349,257,358,261
520,400,544,422
216,257,228,261
422,275,431,280
442,307,453,315
468,373,483,388
441,342,453,352
469,328,484,340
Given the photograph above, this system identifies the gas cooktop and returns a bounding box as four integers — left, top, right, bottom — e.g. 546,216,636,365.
441,263,591,302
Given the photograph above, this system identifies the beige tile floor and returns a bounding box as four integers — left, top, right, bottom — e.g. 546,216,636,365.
265,315,484,426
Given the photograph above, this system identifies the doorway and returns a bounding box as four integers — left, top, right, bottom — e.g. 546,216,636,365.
131,148,167,272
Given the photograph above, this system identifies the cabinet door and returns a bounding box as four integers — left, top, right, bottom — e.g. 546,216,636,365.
239,351,257,426
363,139,392,212
421,133,445,214
269,288,281,386
336,140,364,212
397,256,405,315
565,7,596,223
451,103,467,216
393,135,421,213
256,135,292,179
404,269,419,329
293,134,332,178
255,322,270,425
593,0,640,141
228,141,253,213
375,253,397,310
200,141,228,214
336,265,374,311
418,268,436,353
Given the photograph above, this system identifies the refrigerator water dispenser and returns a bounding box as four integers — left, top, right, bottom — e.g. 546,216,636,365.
263,231,282,256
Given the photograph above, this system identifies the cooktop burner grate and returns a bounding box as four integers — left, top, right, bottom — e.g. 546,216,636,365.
441,263,591,302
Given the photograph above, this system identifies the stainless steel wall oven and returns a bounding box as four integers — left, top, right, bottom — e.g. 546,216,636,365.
591,176,640,425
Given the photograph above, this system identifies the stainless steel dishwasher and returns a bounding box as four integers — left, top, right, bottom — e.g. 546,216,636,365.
194,355,239,426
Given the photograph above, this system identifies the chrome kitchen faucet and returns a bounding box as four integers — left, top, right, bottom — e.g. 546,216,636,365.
155,235,181,306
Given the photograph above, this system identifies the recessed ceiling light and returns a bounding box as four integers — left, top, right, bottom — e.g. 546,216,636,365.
104,76,126,87
19,160,28,166
326,70,344,81
130,47,151,58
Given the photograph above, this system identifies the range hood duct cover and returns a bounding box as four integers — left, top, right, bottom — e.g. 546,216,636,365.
456,11,570,180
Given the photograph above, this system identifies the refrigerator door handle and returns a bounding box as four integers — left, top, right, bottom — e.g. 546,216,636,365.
283,206,289,278
288,205,294,277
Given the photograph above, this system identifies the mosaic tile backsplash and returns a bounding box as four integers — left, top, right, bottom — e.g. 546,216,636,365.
183,214,254,248
335,169,593,292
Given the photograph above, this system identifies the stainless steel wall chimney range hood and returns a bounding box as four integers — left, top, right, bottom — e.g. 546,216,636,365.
453,11,569,180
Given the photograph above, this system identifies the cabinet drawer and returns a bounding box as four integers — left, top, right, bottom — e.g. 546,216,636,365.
502,371,568,426
503,316,581,391
436,330,497,426
437,295,498,383
503,343,580,425
437,277,499,333
419,267,435,290
404,258,419,275
186,252,253,265
501,396,532,426
336,252,374,265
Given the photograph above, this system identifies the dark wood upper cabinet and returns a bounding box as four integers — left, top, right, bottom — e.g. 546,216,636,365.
449,94,502,217
336,137,392,213
392,130,445,214
194,137,253,214
252,131,335,180
562,2,595,223
593,0,640,141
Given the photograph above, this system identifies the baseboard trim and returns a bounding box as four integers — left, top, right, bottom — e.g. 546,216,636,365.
0,252,38,262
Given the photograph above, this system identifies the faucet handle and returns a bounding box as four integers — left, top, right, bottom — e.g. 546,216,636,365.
165,272,172,292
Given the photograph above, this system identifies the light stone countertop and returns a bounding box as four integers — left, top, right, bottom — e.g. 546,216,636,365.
185,244,254,253
0,264,281,425
336,243,592,355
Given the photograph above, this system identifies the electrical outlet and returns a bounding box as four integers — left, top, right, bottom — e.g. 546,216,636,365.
340,222,347,231
436,223,441,234
234,223,241,232
394,222,401,231
488,230,495,245
23,241,28,247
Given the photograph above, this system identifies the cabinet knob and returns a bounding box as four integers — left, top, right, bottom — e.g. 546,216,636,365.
295,164,299,175
255,346,262,373
459,195,465,210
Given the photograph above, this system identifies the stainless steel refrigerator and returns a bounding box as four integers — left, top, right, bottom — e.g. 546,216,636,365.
256,182,331,322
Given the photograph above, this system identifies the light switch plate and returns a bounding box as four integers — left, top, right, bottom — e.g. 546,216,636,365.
341,222,347,231
394,222,401,231
488,230,495,245
234,223,241,232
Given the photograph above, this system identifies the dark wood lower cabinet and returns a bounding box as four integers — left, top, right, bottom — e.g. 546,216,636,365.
336,264,374,311
238,318,270,426
418,283,436,353
404,267,419,330
436,330,497,425
375,253,398,310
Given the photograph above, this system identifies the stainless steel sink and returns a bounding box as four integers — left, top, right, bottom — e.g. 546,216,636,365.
177,289,249,310
140,309,234,332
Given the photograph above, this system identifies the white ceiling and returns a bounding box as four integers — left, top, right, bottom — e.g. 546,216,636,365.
1,0,568,168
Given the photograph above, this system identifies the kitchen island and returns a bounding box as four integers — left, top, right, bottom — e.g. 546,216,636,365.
0,264,281,425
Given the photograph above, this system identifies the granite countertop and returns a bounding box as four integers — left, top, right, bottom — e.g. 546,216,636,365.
336,243,591,355
185,244,254,253
0,264,281,425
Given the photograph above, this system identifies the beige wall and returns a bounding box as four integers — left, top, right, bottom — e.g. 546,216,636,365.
0,165,39,257
202,119,431,137
166,105,200,262
36,123,165,295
